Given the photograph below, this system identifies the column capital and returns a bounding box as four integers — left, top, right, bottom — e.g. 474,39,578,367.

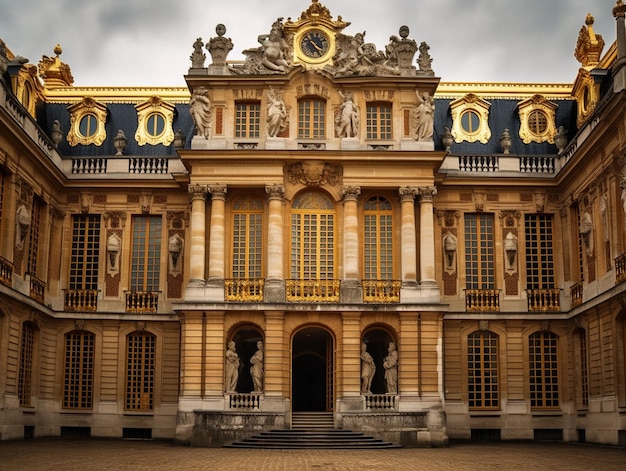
418,186,437,202
188,184,208,201
265,183,285,201
399,186,418,202
341,185,361,202
208,183,227,200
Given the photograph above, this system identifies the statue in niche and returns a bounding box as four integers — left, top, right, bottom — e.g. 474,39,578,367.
189,37,206,69
168,234,183,274
224,340,240,393
258,18,291,73
250,340,264,392
106,233,121,274
621,178,626,230
443,232,457,273
383,341,398,394
266,87,287,137
580,212,593,256
360,342,375,394
413,90,435,141
15,204,31,250
504,232,518,272
335,91,359,138
189,86,212,139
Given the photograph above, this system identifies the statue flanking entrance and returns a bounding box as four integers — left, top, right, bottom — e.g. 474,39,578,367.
292,326,333,412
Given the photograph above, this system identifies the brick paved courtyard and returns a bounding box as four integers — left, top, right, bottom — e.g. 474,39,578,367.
1,439,625,470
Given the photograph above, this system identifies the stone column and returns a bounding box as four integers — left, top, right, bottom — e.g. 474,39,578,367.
265,184,285,303
399,187,418,301
188,184,208,285
613,1,626,91
341,186,362,303
418,186,437,284
206,184,227,300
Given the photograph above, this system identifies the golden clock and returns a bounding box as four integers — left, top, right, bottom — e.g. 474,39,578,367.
299,29,331,60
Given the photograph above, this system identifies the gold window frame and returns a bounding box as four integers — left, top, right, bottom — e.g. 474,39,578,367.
67,97,108,146
517,94,558,144
449,93,491,144
134,96,175,146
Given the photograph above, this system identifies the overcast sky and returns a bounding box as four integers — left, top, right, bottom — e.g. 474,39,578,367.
0,0,617,87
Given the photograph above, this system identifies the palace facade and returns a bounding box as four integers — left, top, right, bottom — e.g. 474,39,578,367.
1,0,626,447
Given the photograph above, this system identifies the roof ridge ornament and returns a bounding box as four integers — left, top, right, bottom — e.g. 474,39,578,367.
574,13,605,68
38,44,74,87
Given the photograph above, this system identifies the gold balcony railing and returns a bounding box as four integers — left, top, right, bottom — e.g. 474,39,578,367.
362,280,401,303
616,253,626,285
286,279,340,303
64,289,99,312
527,288,561,312
570,281,583,308
28,273,46,304
0,256,13,287
465,289,500,312
125,291,159,313
224,278,264,302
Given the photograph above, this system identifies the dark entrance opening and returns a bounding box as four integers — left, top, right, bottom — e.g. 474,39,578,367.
292,326,333,412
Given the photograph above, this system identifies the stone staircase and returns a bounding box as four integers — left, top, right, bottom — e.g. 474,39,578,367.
224,412,401,449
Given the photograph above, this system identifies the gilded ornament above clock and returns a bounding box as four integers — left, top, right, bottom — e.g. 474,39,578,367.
300,29,330,59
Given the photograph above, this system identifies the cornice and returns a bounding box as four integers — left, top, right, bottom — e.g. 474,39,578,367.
43,86,190,104
435,82,574,100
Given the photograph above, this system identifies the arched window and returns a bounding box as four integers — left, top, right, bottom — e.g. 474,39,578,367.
468,330,499,410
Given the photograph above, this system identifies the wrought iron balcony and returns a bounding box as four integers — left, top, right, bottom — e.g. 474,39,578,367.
224,279,264,302
570,281,583,308
362,280,401,303
28,273,46,304
465,289,500,312
64,289,99,312
0,256,13,287
286,279,340,303
125,291,159,313
616,253,626,285
527,288,561,312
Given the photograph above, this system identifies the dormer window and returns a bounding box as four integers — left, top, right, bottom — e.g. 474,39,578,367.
450,94,491,144
517,95,558,144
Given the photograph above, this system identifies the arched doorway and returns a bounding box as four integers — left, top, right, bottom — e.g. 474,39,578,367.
292,326,333,412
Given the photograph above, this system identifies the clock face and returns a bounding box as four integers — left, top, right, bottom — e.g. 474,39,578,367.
300,30,330,59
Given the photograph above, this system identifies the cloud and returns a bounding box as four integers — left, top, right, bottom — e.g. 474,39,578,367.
0,0,617,86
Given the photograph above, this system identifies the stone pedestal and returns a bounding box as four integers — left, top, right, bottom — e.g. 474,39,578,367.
263,278,285,303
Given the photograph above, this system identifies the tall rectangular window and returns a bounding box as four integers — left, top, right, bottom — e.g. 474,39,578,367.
63,331,94,409
130,216,162,292
18,322,34,407
70,215,101,290
298,99,325,139
363,196,393,280
27,197,42,276
579,329,589,408
529,331,559,408
366,104,392,140
125,332,155,411
290,192,335,280
232,197,263,278
464,214,494,289
525,214,555,289
468,331,499,410
235,102,261,138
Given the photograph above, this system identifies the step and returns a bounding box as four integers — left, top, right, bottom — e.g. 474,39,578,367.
224,427,402,449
